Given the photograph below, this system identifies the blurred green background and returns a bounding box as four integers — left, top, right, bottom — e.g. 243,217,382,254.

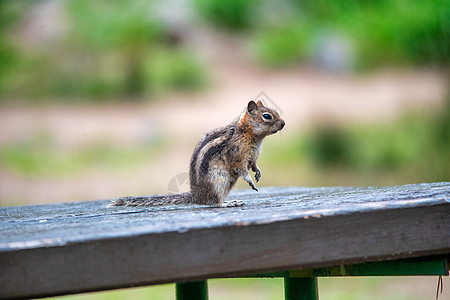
0,0,448,299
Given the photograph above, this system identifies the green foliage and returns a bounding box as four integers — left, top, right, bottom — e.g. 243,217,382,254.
306,123,416,170
251,23,312,67
0,0,206,101
0,40,19,93
339,0,450,68
303,109,449,178
63,0,206,98
0,0,30,93
144,49,207,94
197,0,449,68
67,0,163,49
304,127,351,167
194,0,260,30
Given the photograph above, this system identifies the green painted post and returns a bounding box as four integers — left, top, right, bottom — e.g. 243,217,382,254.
284,277,318,300
176,280,208,300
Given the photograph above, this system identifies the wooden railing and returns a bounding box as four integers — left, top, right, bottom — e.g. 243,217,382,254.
1,182,449,299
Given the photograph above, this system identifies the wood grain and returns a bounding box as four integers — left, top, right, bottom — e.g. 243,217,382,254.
0,182,449,299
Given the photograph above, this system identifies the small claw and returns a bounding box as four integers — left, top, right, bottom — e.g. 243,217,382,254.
255,170,261,182
247,180,258,191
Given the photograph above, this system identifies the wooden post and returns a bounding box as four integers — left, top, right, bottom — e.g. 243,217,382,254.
284,277,318,300
176,280,208,300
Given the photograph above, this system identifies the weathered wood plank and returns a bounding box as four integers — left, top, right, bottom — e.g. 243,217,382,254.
0,182,449,299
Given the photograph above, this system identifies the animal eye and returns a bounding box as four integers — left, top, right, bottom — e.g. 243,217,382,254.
262,113,272,120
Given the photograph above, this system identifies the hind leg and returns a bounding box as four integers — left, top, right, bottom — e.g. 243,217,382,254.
207,169,239,206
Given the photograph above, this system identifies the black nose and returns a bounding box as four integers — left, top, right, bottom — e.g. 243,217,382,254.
280,120,285,129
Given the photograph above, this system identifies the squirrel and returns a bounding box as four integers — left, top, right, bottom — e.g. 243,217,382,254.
110,100,285,207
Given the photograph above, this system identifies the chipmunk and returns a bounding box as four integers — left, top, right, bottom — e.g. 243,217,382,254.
110,100,285,207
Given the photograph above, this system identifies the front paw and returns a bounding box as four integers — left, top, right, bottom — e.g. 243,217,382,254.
255,169,261,182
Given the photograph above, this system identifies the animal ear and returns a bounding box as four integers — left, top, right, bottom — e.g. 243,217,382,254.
247,100,257,113
256,100,263,106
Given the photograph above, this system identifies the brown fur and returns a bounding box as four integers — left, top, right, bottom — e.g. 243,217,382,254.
110,100,284,207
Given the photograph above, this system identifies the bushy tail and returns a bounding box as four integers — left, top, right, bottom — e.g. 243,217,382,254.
109,192,192,207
